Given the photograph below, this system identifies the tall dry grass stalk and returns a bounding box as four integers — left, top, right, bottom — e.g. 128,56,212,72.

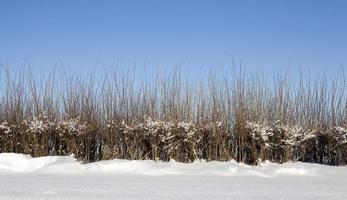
0,66,347,165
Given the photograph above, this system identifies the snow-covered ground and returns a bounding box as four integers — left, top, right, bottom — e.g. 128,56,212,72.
0,153,346,200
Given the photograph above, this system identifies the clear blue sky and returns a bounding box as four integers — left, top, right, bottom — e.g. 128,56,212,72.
0,0,346,76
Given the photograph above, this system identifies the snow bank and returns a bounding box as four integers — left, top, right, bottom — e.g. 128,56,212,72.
1,153,347,200
0,153,80,173
1,153,346,177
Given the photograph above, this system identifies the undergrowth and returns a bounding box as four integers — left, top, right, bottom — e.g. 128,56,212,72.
0,66,347,165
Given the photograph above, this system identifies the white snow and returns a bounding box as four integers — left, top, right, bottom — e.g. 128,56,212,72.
0,121,11,134
0,153,347,200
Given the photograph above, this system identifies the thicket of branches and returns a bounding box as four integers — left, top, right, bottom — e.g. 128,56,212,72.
0,66,347,165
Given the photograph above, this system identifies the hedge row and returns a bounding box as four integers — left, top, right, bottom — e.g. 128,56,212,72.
1,115,347,165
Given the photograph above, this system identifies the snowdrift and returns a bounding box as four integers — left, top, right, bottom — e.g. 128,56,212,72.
1,153,346,178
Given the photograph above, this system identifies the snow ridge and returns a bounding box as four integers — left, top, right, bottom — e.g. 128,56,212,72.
1,153,347,178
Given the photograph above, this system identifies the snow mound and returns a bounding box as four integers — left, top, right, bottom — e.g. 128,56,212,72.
0,153,79,173
0,153,346,177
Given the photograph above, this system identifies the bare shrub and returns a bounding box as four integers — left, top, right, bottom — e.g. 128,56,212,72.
0,66,347,165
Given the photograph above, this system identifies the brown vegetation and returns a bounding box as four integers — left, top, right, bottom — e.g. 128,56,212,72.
0,66,347,165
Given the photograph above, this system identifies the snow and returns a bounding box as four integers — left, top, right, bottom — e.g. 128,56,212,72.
0,121,11,134
0,153,347,200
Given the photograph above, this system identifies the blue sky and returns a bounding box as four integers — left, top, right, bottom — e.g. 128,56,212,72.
0,0,346,76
